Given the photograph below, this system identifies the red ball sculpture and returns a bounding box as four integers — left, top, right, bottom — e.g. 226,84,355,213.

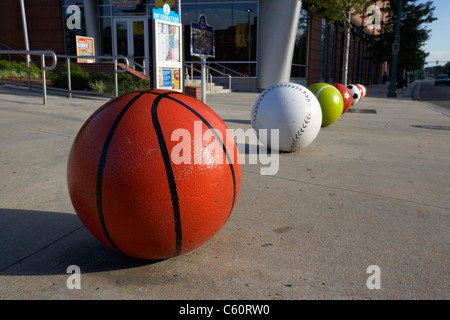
332,83,353,114
67,90,241,260
357,84,367,98
355,84,365,100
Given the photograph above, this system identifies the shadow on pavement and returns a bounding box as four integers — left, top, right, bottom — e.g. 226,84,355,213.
223,119,251,125
0,208,162,276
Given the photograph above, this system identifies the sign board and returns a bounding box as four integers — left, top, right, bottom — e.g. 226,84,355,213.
155,0,175,9
158,68,181,90
191,15,215,58
392,42,400,55
152,3,180,23
235,24,248,47
76,36,95,63
152,4,183,92
109,0,141,9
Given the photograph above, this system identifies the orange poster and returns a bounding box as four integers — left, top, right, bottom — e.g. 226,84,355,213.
76,36,95,63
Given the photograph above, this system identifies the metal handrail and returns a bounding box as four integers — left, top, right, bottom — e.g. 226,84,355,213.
209,62,249,78
57,55,129,98
0,42,28,61
184,62,201,80
0,50,57,105
132,59,148,76
184,62,231,94
206,65,232,93
184,63,213,92
0,51,130,104
185,60,257,78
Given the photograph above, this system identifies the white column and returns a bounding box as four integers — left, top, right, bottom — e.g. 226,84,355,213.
257,0,302,90
83,0,101,57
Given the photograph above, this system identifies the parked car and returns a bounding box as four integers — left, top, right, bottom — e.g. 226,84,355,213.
434,74,450,86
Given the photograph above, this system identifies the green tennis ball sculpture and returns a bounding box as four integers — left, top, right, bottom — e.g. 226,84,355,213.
308,83,344,127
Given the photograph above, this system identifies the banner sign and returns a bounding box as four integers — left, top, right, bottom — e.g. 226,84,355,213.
191,14,215,58
152,3,180,24
155,0,175,9
109,0,141,9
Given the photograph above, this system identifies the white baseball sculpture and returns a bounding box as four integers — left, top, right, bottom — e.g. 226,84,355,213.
251,83,322,153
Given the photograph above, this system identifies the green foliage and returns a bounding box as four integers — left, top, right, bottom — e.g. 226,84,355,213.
115,74,151,95
368,0,436,72
53,62,151,94
89,72,113,83
303,0,372,23
0,60,44,79
89,76,150,95
0,59,151,94
136,78,151,90
303,0,373,84
89,79,115,93
53,62,91,90
425,62,450,77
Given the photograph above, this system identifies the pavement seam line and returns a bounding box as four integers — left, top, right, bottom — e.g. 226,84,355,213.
0,225,84,274
243,169,450,211
0,123,75,138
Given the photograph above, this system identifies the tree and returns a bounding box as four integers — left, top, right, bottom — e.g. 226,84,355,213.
425,62,450,77
369,0,436,84
303,0,372,85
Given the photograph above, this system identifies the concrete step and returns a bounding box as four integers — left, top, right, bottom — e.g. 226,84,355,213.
185,78,230,94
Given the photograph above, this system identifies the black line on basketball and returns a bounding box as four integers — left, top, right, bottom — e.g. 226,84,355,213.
163,93,238,219
96,90,155,253
150,92,183,256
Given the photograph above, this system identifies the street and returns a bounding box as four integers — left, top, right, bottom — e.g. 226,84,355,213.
417,79,450,110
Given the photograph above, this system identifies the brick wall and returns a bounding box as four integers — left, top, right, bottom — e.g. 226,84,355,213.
335,24,345,84
0,0,64,54
184,86,202,100
307,11,383,86
53,62,118,76
307,12,322,85
0,0,23,51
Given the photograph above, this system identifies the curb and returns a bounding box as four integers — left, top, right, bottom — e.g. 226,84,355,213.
410,81,421,100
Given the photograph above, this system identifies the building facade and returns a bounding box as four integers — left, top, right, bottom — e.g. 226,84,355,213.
0,0,386,92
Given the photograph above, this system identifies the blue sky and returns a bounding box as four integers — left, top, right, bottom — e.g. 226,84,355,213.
417,0,450,66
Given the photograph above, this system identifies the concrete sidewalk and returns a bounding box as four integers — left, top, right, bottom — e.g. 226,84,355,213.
0,83,449,300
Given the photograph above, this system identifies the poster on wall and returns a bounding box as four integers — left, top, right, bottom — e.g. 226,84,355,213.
76,36,95,63
156,23,181,63
152,4,183,92
158,68,181,90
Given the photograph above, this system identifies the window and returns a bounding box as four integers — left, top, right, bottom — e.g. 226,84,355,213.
63,0,258,74
62,1,86,55
320,18,327,82
328,23,337,83
291,8,309,78
182,1,258,76
348,34,355,84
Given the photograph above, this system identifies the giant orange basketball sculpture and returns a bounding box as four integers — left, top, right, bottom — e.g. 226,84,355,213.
332,83,353,114
67,90,241,260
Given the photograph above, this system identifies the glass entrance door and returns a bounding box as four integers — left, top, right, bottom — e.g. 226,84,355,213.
113,18,149,76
